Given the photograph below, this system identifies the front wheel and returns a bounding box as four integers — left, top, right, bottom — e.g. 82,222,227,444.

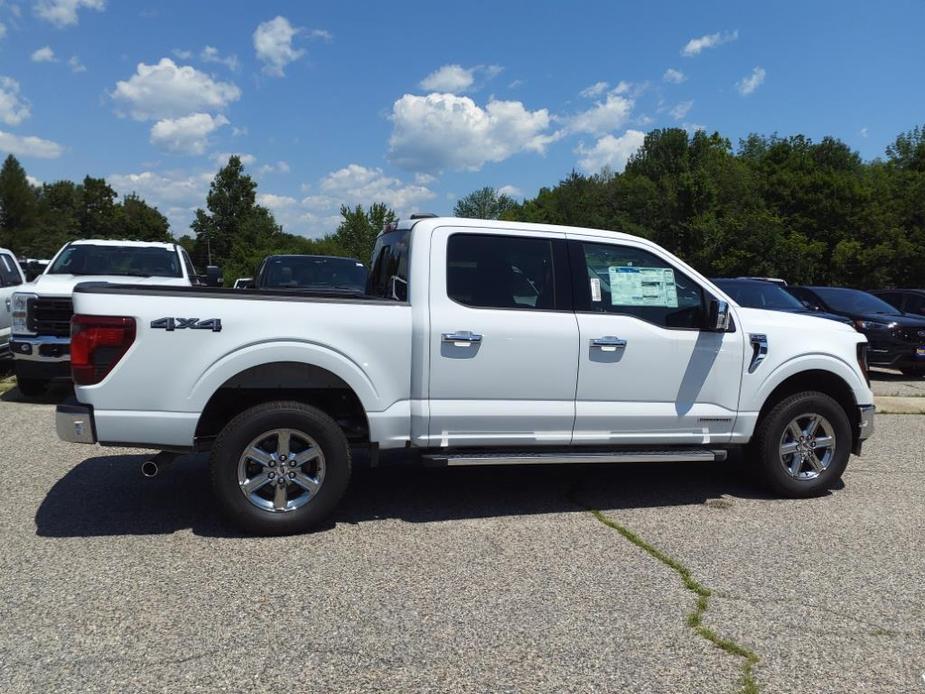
752,391,852,498
210,401,351,535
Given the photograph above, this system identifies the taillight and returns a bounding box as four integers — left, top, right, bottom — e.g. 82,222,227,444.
70,315,136,386
857,343,870,387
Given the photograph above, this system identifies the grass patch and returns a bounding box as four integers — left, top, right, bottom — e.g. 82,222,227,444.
588,507,760,693
0,376,16,395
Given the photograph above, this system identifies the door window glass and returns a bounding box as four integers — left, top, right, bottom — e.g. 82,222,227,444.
576,242,704,329
0,254,22,286
447,234,557,310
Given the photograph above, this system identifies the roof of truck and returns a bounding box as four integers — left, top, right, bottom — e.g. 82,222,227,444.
398,216,642,244
68,239,178,250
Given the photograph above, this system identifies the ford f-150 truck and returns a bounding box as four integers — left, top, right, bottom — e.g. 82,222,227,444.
11,239,199,395
56,217,875,535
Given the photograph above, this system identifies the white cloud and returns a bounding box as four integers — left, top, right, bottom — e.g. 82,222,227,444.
508,79,524,89
112,58,241,120
663,68,686,84
201,45,239,71
420,65,474,93
31,46,56,62
307,28,332,41
257,160,290,175
0,21,6,40
419,64,502,93
859,127,869,138
34,0,104,27
0,77,30,126
579,81,609,98
253,16,303,77
0,129,63,158
576,130,646,173
108,169,214,233
68,56,86,73
389,92,558,172
257,193,297,210
569,92,634,136
669,100,693,120
315,164,436,211
172,49,193,60
498,184,522,198
736,66,766,95
27,175,42,186
211,151,256,166
681,30,738,57
150,113,229,155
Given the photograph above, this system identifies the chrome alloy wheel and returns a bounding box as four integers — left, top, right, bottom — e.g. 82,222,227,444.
778,413,837,481
237,429,326,512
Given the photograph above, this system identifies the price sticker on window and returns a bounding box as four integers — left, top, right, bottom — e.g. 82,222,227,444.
608,266,679,308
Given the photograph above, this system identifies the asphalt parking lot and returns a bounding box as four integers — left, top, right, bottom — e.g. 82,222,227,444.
0,374,923,693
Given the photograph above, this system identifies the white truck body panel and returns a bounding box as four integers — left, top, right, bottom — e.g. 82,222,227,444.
66,218,873,452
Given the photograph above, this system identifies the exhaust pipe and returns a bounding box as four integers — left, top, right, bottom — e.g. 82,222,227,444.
141,451,178,478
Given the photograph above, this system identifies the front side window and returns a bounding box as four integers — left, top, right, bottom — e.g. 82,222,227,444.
0,254,22,286
575,241,704,329
48,245,182,278
447,233,558,311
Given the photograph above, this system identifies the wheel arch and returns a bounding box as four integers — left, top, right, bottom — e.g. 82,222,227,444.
755,369,860,437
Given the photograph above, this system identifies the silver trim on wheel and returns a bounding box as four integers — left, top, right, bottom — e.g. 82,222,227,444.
779,413,836,481
237,428,326,513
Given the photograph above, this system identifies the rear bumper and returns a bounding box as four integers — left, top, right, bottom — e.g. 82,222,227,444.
56,402,97,444
11,336,71,363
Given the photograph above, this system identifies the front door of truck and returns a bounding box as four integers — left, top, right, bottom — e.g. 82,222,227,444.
568,235,744,445
427,226,579,447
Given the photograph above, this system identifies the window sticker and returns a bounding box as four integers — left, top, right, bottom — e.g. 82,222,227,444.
607,266,679,307
590,277,602,302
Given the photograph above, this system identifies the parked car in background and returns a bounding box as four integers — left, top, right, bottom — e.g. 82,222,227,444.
233,277,253,289
787,286,925,376
20,258,49,282
0,249,27,362
711,278,852,325
10,240,201,395
252,255,368,293
869,289,925,319
57,217,874,534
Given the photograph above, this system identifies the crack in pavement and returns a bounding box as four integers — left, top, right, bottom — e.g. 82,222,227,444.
582,505,761,693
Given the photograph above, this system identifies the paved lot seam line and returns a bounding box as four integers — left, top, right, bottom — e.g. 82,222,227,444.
586,506,761,694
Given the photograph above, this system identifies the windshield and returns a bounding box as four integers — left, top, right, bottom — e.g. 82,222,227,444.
48,244,181,278
259,256,367,291
811,287,902,315
714,280,805,310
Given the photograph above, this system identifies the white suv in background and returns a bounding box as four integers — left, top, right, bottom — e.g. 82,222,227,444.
11,239,200,395
0,249,27,362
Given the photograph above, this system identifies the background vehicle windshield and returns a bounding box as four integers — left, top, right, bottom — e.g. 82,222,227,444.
811,287,902,315
261,256,367,291
714,280,806,310
47,245,181,278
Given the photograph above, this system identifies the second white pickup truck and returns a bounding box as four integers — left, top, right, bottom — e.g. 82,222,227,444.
57,217,874,534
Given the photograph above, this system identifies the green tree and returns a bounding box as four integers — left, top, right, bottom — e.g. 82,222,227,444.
0,155,39,249
191,155,260,267
454,186,517,219
79,176,119,238
331,202,396,264
117,193,171,243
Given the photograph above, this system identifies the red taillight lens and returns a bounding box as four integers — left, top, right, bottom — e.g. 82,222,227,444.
70,315,136,386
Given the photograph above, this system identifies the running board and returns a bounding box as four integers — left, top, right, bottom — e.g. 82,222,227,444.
422,448,727,467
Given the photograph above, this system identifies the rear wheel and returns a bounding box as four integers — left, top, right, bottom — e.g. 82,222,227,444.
752,391,852,498
210,401,351,535
15,378,48,397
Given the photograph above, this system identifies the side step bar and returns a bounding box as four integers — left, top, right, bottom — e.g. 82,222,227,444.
422,448,727,467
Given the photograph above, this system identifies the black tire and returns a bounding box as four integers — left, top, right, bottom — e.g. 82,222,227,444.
16,378,48,397
752,391,852,498
210,401,351,535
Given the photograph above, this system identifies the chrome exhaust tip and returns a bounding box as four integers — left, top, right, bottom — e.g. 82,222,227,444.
141,460,159,478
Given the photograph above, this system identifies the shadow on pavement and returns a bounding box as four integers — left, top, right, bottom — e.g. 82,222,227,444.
1,381,74,405
35,449,788,539
870,368,919,381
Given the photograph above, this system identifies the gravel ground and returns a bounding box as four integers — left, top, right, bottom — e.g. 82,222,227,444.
870,368,925,397
0,392,922,694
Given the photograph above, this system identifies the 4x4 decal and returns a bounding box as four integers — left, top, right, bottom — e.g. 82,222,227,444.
150,317,222,332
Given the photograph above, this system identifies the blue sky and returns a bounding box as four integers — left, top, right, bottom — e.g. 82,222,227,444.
1,0,923,238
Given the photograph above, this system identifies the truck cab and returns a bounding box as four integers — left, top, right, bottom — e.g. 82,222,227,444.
0,249,27,361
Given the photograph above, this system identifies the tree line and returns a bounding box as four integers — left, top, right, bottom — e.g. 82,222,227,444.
1,123,923,288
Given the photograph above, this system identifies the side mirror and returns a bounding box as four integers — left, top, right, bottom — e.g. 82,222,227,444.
204,265,223,288
707,299,731,332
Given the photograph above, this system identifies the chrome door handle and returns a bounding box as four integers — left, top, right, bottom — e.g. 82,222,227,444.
442,331,482,344
590,336,627,350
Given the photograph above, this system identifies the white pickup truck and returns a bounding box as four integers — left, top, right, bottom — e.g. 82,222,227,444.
57,217,875,534
11,239,200,395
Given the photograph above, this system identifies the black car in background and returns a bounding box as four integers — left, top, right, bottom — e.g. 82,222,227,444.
251,255,368,294
711,278,852,325
869,289,925,319
787,286,925,376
